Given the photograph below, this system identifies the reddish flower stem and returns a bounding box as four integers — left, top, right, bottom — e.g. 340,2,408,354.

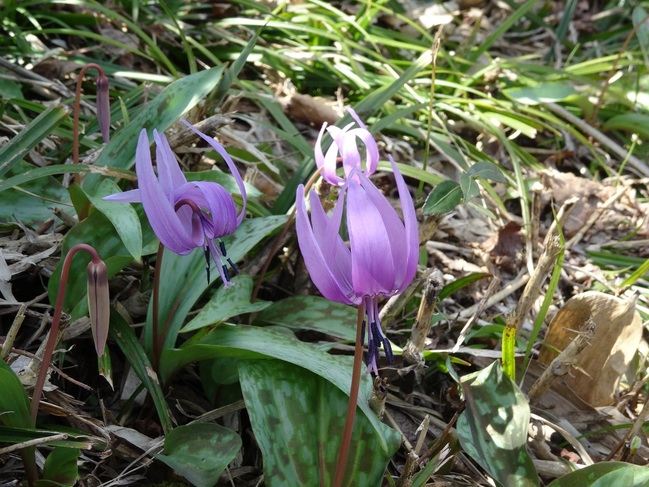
30,244,102,422
72,63,106,185
333,303,365,487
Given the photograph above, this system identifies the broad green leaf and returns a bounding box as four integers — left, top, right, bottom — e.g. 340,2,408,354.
85,179,143,262
547,462,646,487
460,173,480,200
633,7,649,65
0,78,24,99
467,161,507,183
255,295,356,341
439,273,492,301
156,423,241,487
0,106,68,178
109,311,173,434
503,83,578,105
0,358,33,429
148,215,287,353
422,180,462,215
481,112,538,139
239,360,399,487
0,162,72,227
83,65,226,195
160,325,398,452
602,113,649,140
180,275,271,333
0,165,90,194
457,361,538,487
592,465,649,487
37,447,80,487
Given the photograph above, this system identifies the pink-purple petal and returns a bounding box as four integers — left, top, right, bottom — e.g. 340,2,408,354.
135,129,197,254
346,177,396,296
295,185,358,305
103,188,142,202
154,129,186,201
181,120,247,225
390,156,419,290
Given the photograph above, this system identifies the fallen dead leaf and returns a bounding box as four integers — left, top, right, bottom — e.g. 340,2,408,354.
281,92,341,127
538,291,643,407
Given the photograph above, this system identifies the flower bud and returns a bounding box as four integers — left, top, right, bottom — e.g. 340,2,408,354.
87,259,110,356
96,73,110,143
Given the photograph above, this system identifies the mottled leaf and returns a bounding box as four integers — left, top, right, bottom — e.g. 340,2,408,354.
255,295,356,340
239,360,399,487
38,447,80,486
160,326,398,452
457,361,538,487
180,275,271,333
156,423,241,487
548,462,648,487
148,215,287,353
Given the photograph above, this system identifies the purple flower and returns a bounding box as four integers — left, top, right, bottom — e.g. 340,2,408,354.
296,157,418,374
315,107,379,186
104,120,247,285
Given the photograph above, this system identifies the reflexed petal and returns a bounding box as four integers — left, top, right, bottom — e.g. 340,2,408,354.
390,156,418,290
295,185,358,305
346,106,366,129
317,124,344,186
346,127,378,176
154,129,186,201
135,129,196,254
103,189,142,202
346,175,396,296
190,181,239,237
181,120,247,225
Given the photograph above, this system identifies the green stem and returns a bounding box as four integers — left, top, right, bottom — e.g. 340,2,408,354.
30,244,102,422
152,243,164,372
333,304,365,487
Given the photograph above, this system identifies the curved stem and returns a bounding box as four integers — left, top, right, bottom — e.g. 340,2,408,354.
30,244,101,422
152,243,164,372
333,304,365,487
72,63,104,185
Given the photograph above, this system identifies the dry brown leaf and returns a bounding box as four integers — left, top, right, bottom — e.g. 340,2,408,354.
538,291,642,407
281,92,341,127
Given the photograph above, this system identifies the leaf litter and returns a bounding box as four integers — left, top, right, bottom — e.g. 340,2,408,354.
1,1,649,486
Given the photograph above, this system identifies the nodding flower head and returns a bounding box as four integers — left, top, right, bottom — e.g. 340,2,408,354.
296,157,418,373
104,121,247,286
87,258,109,356
315,107,379,187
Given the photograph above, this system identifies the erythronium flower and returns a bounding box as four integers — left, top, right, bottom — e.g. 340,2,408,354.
104,120,247,286
296,157,418,374
315,106,379,186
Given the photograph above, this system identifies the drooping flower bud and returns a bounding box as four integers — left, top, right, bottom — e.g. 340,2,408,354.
96,73,110,143
87,258,110,356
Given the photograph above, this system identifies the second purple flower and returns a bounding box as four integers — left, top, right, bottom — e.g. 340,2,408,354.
104,120,247,285
296,155,418,374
